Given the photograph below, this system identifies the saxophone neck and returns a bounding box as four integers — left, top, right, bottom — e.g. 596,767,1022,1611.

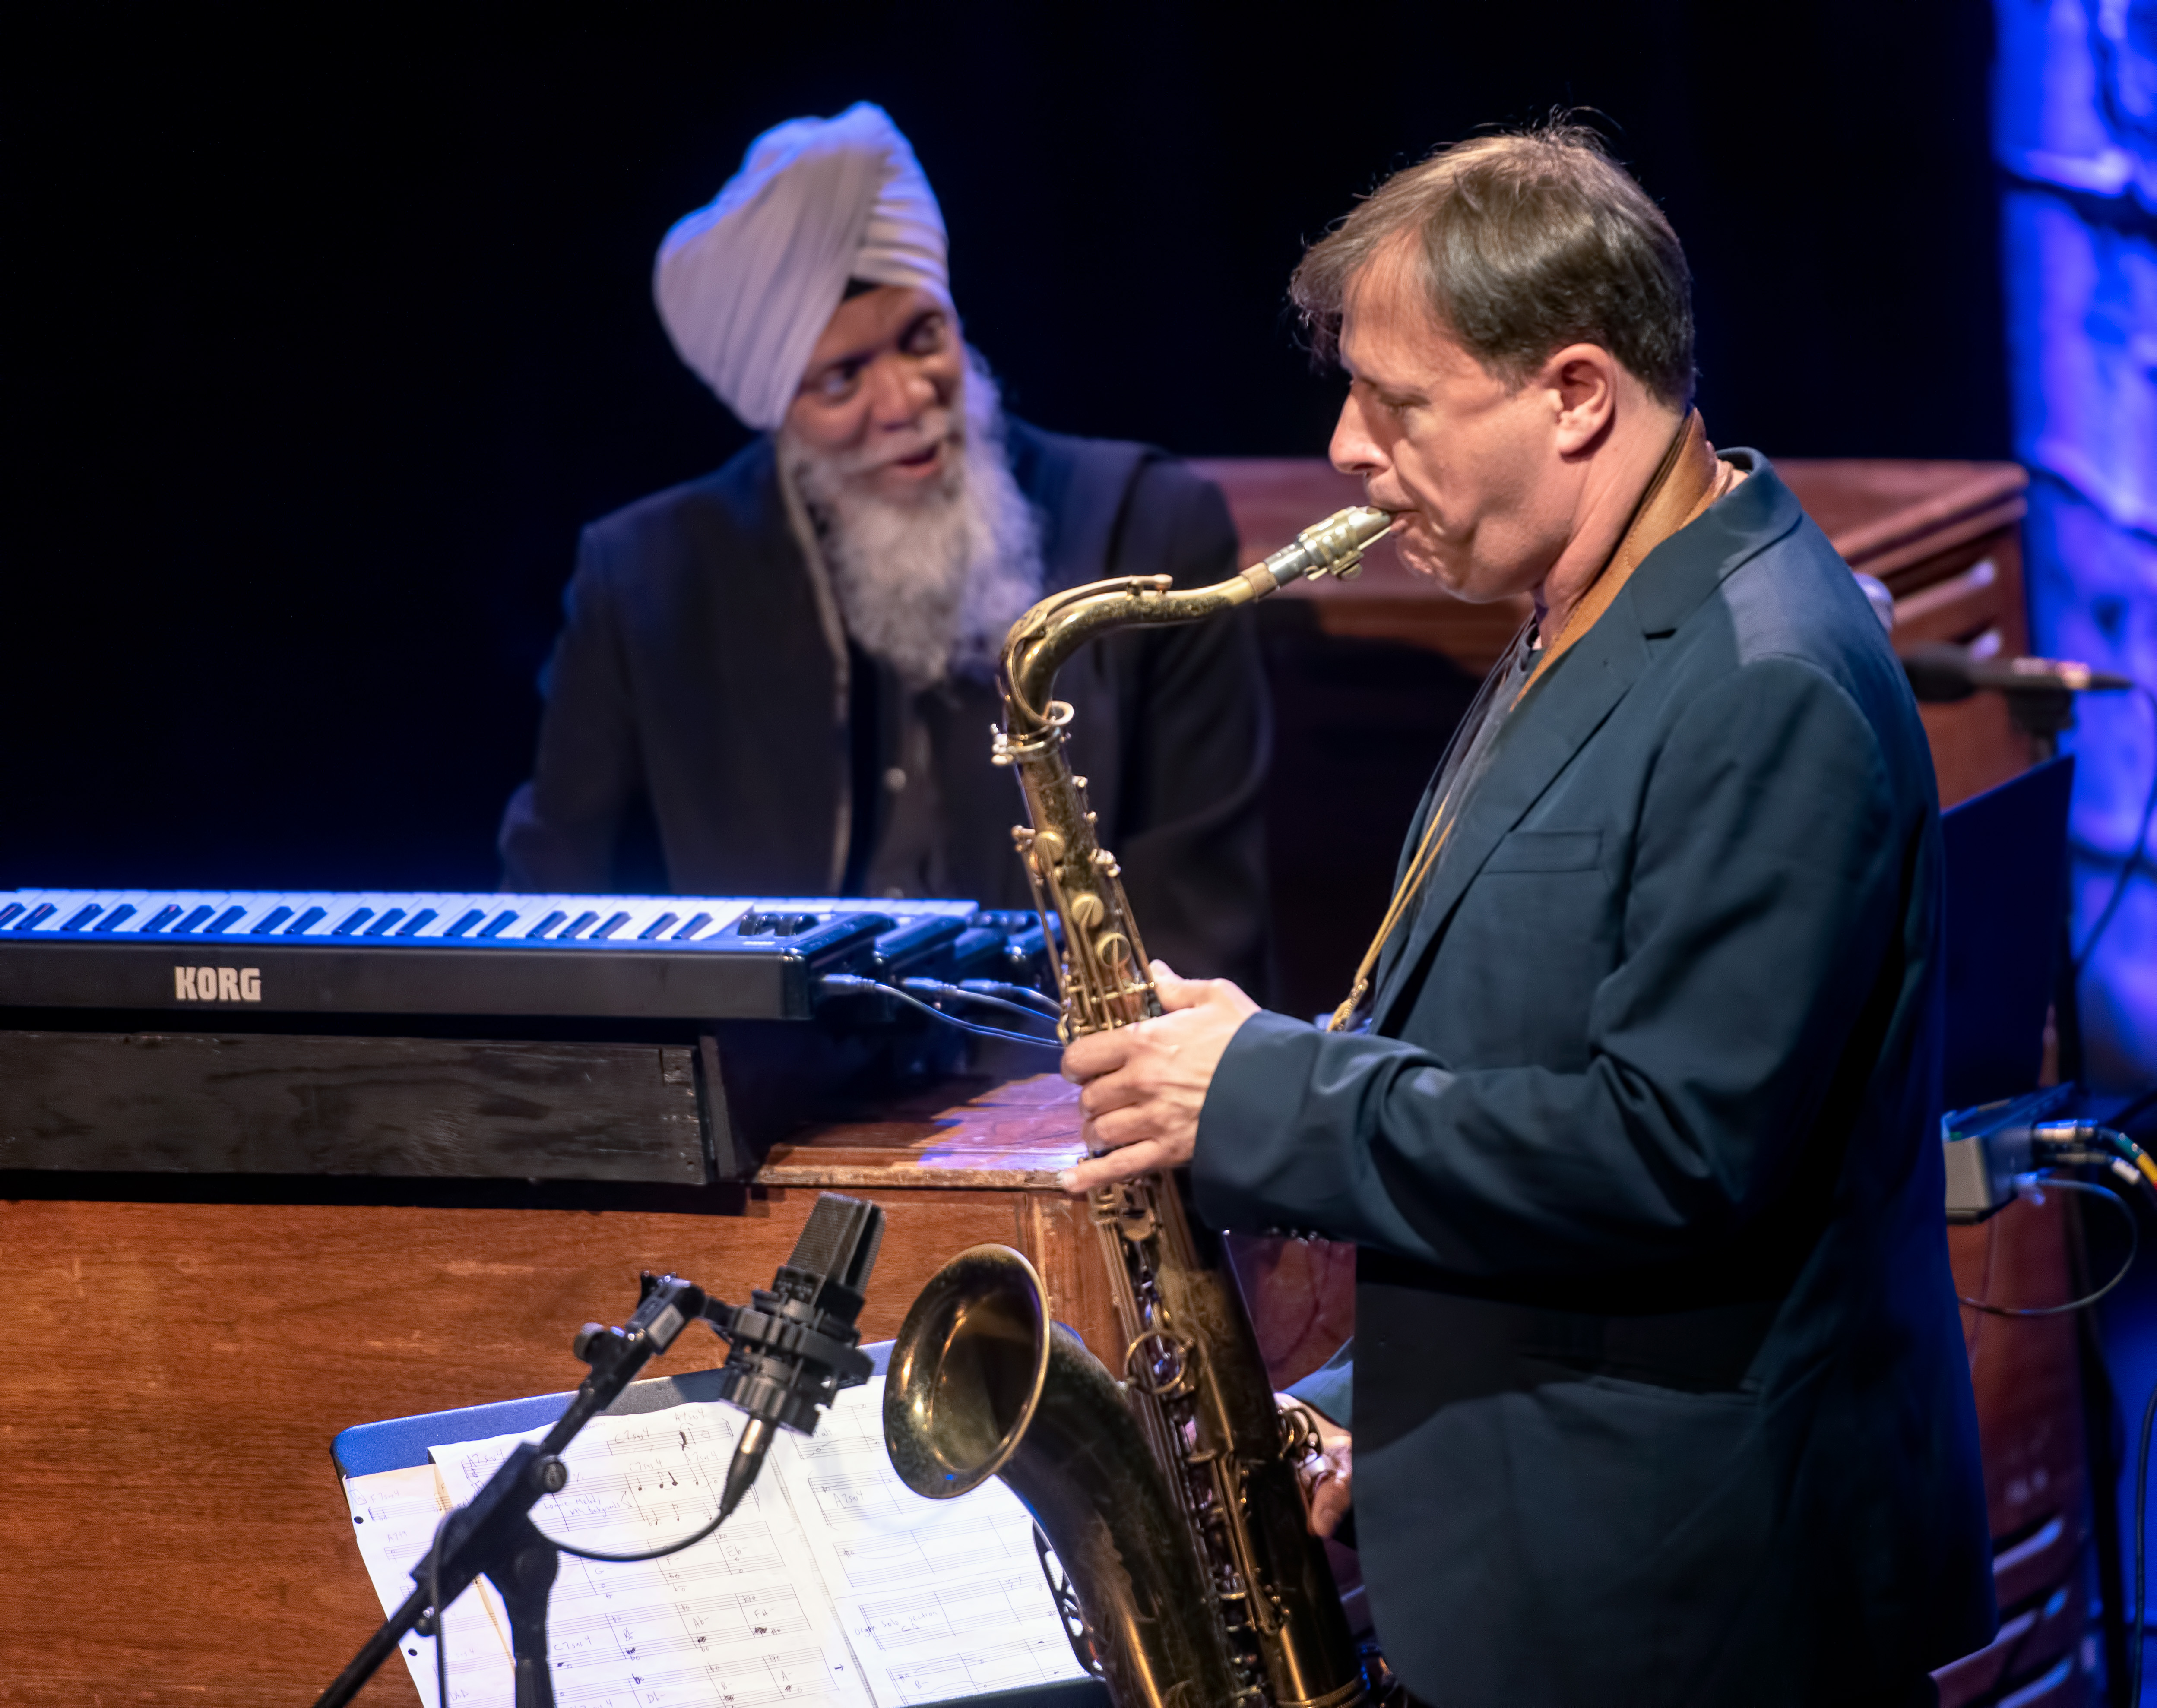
993,502,1393,1039
998,575,1188,737
998,505,1392,735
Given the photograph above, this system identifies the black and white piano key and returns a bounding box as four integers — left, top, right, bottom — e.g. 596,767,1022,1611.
0,889,977,946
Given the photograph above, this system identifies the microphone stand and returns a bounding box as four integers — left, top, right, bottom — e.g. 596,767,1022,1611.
313,1192,883,1708
2008,693,2087,1085
313,1273,735,1708
1904,642,2130,1085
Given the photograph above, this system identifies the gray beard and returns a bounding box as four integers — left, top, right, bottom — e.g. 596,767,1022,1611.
782,352,1045,690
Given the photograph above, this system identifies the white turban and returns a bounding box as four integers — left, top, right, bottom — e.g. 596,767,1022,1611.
653,103,950,431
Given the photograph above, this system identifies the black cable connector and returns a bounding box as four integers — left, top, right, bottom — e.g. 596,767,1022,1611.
958,977,1064,1019
901,976,1059,1028
2032,1120,2157,1210
817,973,1062,1050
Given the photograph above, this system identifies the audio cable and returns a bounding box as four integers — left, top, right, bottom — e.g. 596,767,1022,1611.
900,976,1061,1026
1950,1117,2157,1699
816,973,1063,1050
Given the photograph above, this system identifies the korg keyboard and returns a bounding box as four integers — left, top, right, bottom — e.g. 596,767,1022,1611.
0,889,1048,1021
0,889,1056,1186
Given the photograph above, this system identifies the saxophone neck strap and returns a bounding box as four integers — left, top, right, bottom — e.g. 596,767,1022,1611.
1326,409,1725,1034
1514,407,1725,701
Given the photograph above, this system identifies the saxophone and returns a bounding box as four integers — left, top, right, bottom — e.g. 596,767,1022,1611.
884,506,1394,1708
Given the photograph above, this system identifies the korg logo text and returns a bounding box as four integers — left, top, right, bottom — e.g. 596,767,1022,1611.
175,966,262,1002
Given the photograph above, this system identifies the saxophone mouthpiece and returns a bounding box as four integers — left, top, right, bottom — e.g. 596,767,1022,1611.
1251,505,1395,591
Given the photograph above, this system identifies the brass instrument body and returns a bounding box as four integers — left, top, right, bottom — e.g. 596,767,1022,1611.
991,505,1394,1047
885,1246,1242,1708
896,506,1387,1708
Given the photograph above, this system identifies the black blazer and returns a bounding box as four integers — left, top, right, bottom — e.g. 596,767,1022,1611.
1194,457,1995,1705
497,421,1272,988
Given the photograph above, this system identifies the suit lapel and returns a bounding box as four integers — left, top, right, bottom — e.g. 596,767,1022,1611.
1363,446,1803,1035
1372,601,1653,1034
1371,765,1449,996
1356,449,1806,1034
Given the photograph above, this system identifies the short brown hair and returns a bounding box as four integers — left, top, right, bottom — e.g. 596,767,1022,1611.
1291,123,1695,408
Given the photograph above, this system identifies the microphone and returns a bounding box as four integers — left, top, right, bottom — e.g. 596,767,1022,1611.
1903,642,2132,703
709,1192,885,1519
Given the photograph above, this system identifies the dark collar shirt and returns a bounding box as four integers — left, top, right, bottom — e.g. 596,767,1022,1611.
497,420,1273,989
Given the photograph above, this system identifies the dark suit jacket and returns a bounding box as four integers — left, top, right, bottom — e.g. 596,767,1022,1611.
1194,457,1995,1705
498,421,1272,988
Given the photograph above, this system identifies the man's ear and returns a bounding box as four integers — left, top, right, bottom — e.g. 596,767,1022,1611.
1541,343,1620,458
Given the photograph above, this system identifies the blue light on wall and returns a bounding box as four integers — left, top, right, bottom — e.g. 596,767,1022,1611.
1995,0,2157,1091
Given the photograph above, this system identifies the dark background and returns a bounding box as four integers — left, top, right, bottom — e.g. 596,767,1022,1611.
0,2,2005,892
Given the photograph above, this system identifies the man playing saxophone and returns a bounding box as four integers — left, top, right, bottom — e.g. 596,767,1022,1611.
1059,125,1995,1708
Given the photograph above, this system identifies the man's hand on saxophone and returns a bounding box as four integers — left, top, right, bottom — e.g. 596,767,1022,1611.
1280,1396,1354,1540
1058,961,1257,1192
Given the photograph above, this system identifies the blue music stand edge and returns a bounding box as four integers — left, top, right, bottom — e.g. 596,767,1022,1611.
332,1342,893,1479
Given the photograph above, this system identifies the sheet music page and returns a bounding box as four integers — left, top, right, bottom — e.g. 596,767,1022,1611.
342,1464,515,1708
431,1403,874,1708
768,1379,1090,1708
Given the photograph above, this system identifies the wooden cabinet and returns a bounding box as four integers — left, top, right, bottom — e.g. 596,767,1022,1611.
0,1075,1106,1704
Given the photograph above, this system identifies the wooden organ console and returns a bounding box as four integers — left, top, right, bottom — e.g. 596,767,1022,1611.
0,457,2090,1707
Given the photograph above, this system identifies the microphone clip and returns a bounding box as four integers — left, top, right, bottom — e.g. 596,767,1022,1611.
592,1193,887,1438
570,1270,874,1426
709,1282,876,1433
569,1271,716,1385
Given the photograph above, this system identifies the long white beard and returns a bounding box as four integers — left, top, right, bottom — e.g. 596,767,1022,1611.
782,352,1045,689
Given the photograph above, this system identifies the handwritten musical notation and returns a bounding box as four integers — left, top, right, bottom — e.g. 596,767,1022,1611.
341,1463,516,1708
340,1377,1087,1708
770,1382,1088,1708
426,1401,862,1708
849,1579,1087,1703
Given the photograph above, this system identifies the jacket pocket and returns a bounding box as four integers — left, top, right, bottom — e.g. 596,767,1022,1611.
1482,828,1602,873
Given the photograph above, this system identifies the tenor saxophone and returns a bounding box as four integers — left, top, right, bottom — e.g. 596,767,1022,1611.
885,506,1393,1708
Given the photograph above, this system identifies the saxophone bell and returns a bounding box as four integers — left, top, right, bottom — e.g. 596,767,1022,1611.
884,1245,1245,1708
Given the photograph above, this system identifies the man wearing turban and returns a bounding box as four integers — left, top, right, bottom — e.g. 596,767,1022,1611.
497,104,1270,988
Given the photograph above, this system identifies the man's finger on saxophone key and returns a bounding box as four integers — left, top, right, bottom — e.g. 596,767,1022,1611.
1059,1134,1176,1193
1086,1098,1182,1153
1281,1395,1354,1539
1060,982,1260,1193
1060,1027,1135,1085
1148,959,1195,1006
1076,1065,1145,1118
